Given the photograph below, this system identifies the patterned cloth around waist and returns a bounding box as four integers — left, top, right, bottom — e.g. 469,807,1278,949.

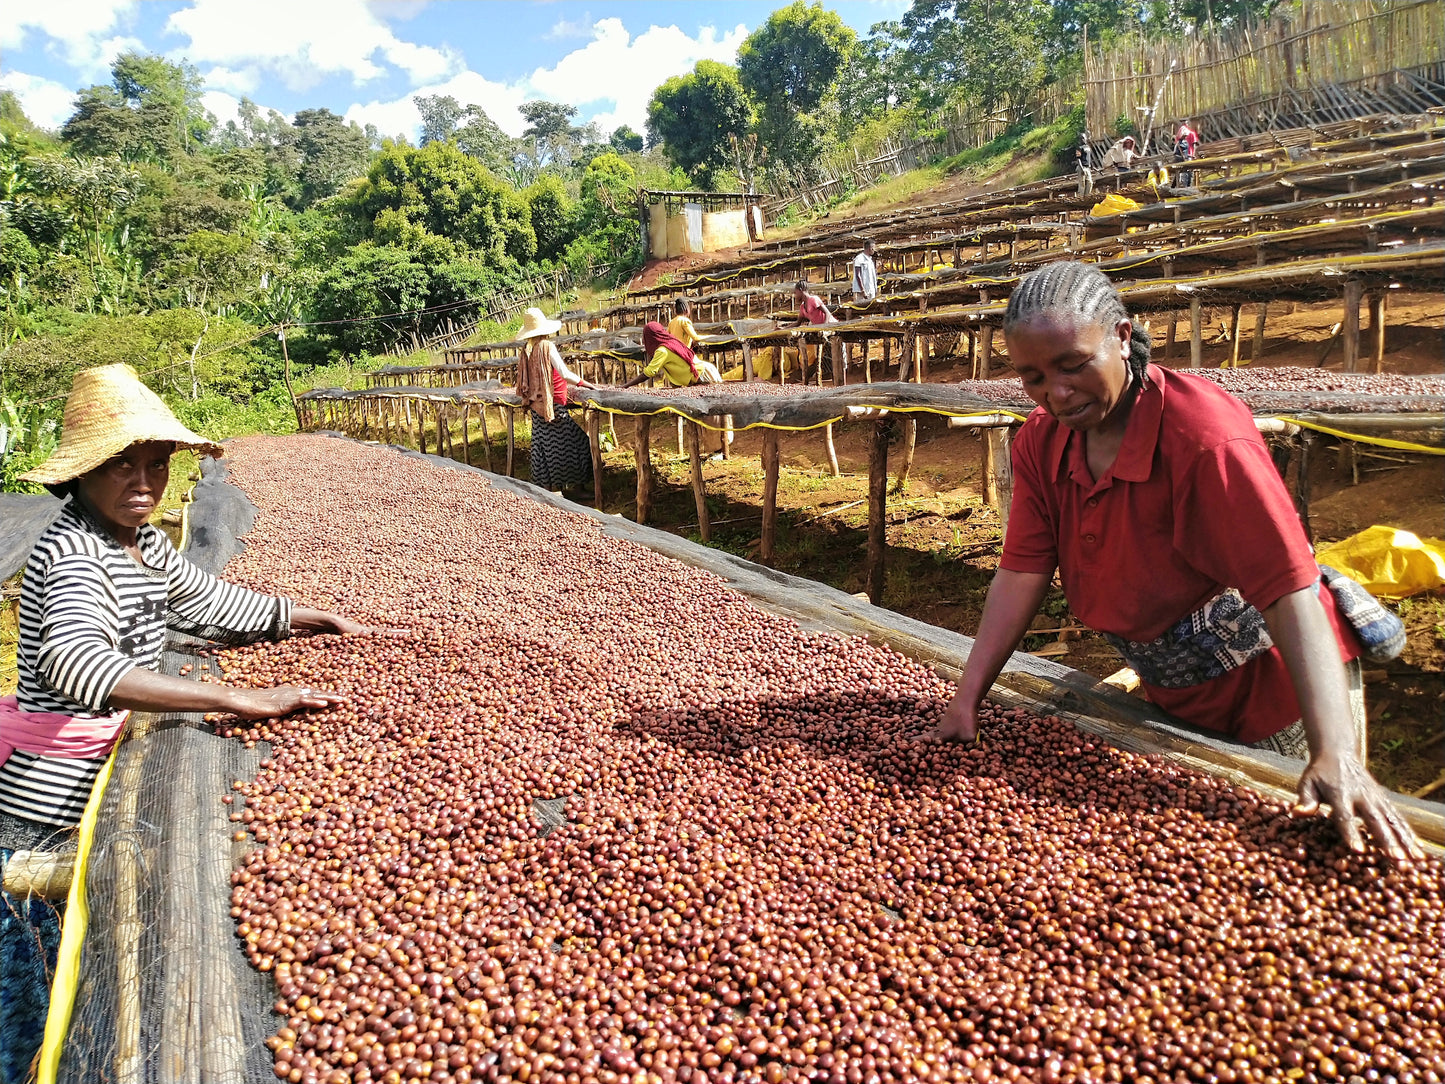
1103,569,1404,690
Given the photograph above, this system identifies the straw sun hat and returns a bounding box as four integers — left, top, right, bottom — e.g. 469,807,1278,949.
20,363,223,486
517,307,562,340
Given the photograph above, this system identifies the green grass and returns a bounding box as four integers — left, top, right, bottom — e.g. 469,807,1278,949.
938,106,1084,181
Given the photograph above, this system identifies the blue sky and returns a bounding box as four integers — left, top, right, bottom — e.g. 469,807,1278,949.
1,1,909,140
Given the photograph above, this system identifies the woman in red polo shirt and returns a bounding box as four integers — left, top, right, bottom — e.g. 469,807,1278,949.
931,261,1419,860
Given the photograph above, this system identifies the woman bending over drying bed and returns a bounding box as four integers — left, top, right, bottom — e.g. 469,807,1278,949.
927,261,1420,861
622,320,723,389
515,307,599,496
0,364,362,1082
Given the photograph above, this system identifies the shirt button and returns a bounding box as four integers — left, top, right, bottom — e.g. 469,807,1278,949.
1084,533,1097,543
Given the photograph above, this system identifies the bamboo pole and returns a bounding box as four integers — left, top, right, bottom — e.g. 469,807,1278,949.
760,430,781,565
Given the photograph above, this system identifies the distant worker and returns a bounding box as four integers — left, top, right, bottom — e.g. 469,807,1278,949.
515,306,598,496
1174,119,1200,186
623,321,722,389
1074,126,1091,173
668,298,705,353
851,240,878,303
786,281,841,384
1097,135,1137,172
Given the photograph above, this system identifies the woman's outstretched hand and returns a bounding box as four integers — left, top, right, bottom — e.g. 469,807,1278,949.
919,687,980,743
1296,751,1423,862
226,684,348,720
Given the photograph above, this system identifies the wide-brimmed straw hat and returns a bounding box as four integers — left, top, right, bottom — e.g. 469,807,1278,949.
517,307,562,340
20,364,223,485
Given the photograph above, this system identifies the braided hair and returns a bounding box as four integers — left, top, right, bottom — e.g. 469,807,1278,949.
1003,261,1151,382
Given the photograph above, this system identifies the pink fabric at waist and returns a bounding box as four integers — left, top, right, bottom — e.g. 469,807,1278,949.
0,694,129,769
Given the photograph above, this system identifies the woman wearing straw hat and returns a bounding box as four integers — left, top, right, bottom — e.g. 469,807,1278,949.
1,364,363,1080
515,306,599,496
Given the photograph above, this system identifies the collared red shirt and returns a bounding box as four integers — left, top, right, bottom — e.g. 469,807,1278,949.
798,294,833,325
1002,364,1359,743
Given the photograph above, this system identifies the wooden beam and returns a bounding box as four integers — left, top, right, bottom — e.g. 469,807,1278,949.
865,420,889,606
634,416,653,524
687,421,710,542
760,429,781,565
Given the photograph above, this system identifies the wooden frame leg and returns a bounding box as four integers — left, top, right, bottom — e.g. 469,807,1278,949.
634,416,653,524
760,429,780,565
687,421,710,542
865,420,889,605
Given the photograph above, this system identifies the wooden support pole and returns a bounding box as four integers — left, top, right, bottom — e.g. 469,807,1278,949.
418,403,428,455
865,420,889,606
899,328,916,382
1342,278,1363,372
863,338,872,384
831,337,845,386
1291,433,1314,544
1252,303,1269,363
881,338,891,376
1165,310,1178,360
676,415,686,454
980,326,994,376
742,341,755,382
760,429,781,565
634,416,653,524
587,408,603,508
505,408,515,477
1228,304,1243,368
687,421,710,542
894,417,916,492
1189,297,1203,368
722,415,734,459
824,422,840,477
984,428,1015,534
1368,293,1386,373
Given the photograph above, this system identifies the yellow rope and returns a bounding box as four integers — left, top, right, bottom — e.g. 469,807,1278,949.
1276,416,1445,455
36,743,121,1084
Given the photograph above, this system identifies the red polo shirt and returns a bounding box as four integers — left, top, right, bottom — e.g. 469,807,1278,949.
798,294,833,325
1002,364,1360,743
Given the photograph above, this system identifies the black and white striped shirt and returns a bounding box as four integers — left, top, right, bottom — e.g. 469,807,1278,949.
3,502,292,827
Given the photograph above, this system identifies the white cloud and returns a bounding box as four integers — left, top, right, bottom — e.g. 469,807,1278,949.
165,0,459,92
0,71,79,130
0,0,140,78
201,89,242,128
203,66,261,96
341,17,748,145
346,69,528,142
527,18,748,135
545,14,595,40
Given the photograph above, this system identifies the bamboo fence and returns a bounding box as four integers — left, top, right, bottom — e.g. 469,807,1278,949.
1085,0,1445,139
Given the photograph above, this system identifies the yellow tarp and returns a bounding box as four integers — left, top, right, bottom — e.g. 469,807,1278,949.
1316,525,1445,600
1089,193,1143,217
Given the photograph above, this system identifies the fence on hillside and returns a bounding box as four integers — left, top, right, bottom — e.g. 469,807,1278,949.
1084,0,1445,141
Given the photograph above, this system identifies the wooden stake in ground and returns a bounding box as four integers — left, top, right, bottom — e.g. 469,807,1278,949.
634,416,653,524
1228,304,1243,368
893,417,917,492
1368,291,1386,373
760,429,781,565
1252,302,1269,363
505,408,515,477
865,420,889,606
1189,296,1203,368
984,428,1015,534
460,405,471,466
586,408,604,510
478,406,494,472
824,422,840,477
686,421,710,542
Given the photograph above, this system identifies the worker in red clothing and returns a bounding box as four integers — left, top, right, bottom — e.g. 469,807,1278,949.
927,261,1419,861
1174,119,1200,185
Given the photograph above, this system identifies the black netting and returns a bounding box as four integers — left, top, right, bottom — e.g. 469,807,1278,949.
0,493,64,581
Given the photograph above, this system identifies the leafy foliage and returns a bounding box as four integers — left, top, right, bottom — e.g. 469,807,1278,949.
646,62,754,189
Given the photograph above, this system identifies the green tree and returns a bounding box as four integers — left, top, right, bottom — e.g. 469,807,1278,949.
564,153,639,278
609,125,645,154
309,243,432,355
899,0,1049,115
414,94,466,146
646,61,754,188
291,109,372,208
835,20,911,137
523,175,575,263
61,52,211,163
737,2,856,181
345,141,536,263
519,101,583,169
454,106,519,176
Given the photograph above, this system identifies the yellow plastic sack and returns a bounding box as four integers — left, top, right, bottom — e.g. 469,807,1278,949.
1315,525,1445,599
1089,193,1143,217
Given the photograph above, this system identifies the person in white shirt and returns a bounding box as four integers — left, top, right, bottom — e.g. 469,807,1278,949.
1098,135,1137,172
851,240,878,303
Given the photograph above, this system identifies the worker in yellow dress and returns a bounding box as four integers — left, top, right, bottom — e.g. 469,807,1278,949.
668,299,704,353
622,322,722,388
